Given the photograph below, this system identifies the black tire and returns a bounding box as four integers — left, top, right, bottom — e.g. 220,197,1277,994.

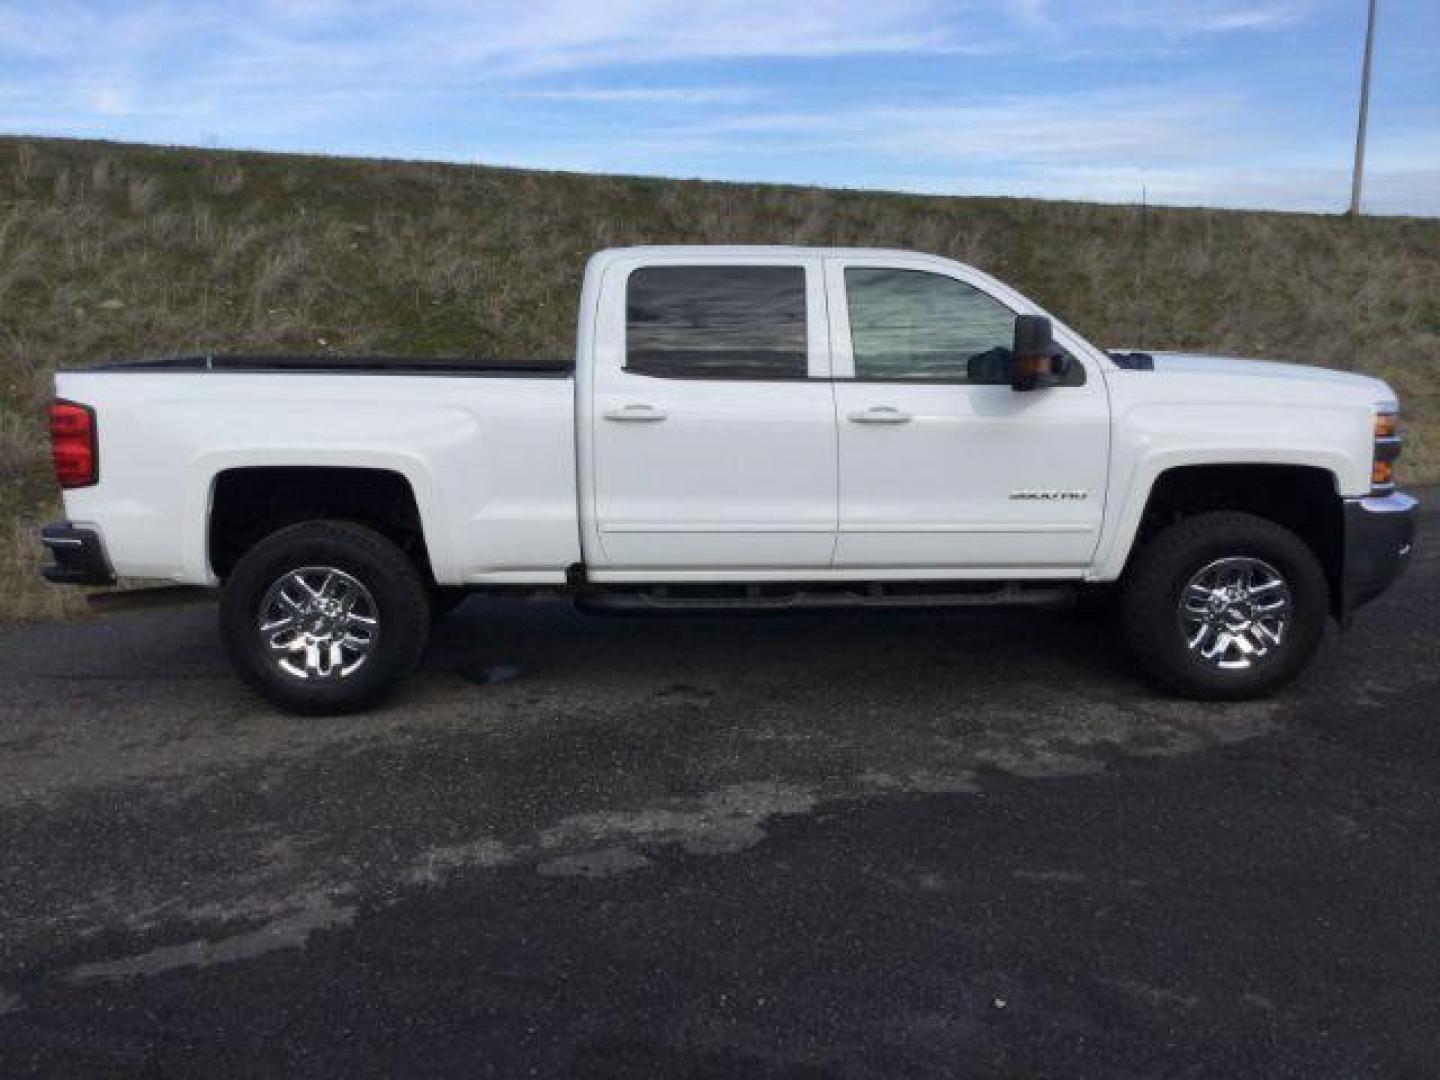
220,521,431,715
1120,511,1329,701
429,588,469,622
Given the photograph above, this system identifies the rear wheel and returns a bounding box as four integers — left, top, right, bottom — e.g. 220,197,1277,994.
220,521,430,714
1120,512,1329,700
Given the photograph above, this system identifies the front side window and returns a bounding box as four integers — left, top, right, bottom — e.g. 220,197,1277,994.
627,266,808,379
845,268,1016,381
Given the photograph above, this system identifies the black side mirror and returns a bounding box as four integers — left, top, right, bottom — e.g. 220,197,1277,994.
965,347,1012,385
1010,315,1069,391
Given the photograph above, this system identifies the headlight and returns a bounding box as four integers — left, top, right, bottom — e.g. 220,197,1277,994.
1372,410,1401,492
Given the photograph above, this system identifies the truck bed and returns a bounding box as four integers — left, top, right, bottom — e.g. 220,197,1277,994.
55,361,581,585
79,354,574,376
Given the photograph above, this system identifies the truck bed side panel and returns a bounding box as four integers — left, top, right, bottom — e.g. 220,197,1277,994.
54,371,580,585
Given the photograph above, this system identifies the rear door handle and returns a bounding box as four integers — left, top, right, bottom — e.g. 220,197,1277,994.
603,404,668,422
847,406,913,424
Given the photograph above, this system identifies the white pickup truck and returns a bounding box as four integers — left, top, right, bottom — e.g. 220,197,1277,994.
41,246,1416,713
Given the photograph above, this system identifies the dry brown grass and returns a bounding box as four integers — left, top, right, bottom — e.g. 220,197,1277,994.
1,135,1436,620
0,505,88,621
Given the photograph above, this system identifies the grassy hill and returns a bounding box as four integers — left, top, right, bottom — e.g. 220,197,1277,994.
2,135,1437,618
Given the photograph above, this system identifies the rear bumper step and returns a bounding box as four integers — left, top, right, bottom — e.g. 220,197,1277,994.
39,522,116,586
576,581,1076,614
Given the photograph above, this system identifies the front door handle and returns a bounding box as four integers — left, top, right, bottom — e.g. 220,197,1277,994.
847,406,913,424
603,404,668,422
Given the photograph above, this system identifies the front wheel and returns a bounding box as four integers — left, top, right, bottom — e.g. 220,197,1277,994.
220,521,431,715
1120,512,1329,700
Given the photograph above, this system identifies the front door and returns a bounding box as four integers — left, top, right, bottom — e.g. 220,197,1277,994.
827,257,1110,572
590,258,837,570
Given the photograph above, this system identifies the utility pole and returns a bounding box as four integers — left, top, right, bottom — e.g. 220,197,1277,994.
1136,185,1148,349
1348,0,1378,215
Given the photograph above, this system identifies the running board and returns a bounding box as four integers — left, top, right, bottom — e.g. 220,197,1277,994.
575,581,1076,614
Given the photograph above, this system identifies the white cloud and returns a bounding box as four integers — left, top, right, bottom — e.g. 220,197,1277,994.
199,0,992,86
1,0,1434,216
1001,0,1056,32
0,0,999,122
975,163,1440,216
93,86,133,116
460,81,1440,216
1055,0,1309,36
0,0,1317,111
679,88,1245,167
504,85,766,105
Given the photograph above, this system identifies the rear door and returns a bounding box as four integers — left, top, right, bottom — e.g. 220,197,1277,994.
826,256,1110,572
588,255,837,570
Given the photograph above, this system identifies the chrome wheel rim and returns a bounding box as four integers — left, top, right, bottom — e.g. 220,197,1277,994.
1178,556,1291,671
258,567,379,681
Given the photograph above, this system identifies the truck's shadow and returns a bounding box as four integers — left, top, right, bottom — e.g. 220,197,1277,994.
423,597,1145,702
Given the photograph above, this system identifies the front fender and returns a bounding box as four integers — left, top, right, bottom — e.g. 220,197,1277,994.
1091,446,1354,583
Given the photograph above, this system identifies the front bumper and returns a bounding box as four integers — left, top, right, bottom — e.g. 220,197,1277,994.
1340,492,1417,617
39,522,116,587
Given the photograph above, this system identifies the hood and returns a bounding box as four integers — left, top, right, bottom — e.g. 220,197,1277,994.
1121,350,1396,405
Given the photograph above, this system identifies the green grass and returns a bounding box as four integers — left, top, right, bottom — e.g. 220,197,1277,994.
2,135,1437,619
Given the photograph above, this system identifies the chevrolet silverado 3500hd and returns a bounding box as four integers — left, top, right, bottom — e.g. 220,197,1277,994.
40,246,1417,713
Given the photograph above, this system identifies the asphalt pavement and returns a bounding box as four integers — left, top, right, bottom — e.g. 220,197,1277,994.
1,500,1438,1078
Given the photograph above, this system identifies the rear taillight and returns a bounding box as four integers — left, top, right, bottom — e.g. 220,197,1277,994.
49,400,98,489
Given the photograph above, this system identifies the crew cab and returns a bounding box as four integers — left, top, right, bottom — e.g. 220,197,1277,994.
41,246,1417,713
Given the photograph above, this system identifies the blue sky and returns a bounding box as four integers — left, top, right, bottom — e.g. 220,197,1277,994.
2,0,1437,215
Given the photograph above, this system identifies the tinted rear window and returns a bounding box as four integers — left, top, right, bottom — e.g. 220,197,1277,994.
626,266,807,379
